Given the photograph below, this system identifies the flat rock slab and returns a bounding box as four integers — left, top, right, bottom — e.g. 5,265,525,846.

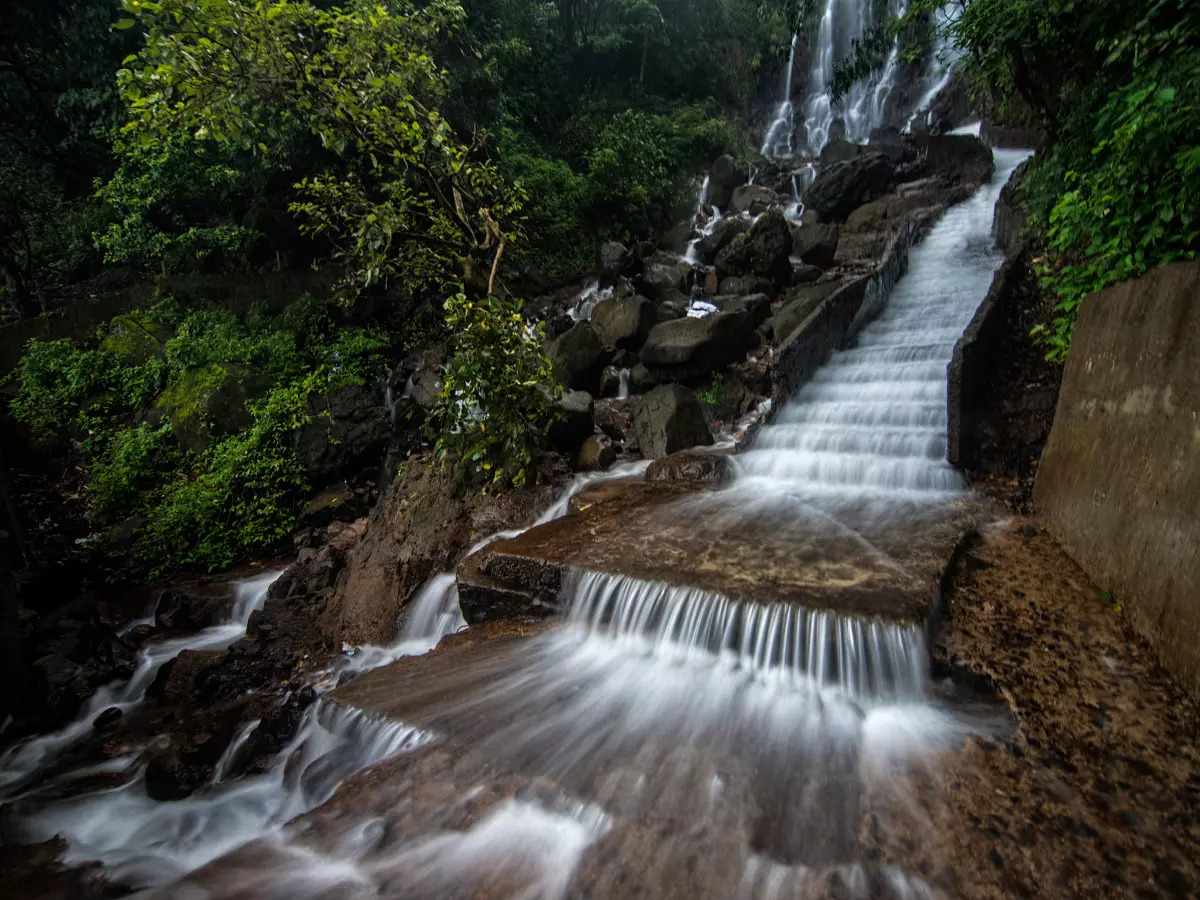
459,478,977,624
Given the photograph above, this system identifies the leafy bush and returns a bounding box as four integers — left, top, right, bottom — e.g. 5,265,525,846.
429,291,558,489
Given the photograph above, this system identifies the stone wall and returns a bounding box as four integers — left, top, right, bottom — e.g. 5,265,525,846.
1034,261,1200,696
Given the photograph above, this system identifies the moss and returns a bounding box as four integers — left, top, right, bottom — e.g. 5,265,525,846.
100,312,171,364
155,363,260,453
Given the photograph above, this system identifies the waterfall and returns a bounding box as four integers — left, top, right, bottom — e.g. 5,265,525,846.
760,33,800,157
800,0,909,153
683,175,722,265
568,278,612,322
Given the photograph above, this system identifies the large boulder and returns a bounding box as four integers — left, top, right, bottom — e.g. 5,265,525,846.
694,216,749,262
718,275,773,296
293,383,390,478
646,451,734,484
101,313,170,364
576,434,616,471
803,153,894,222
155,363,271,453
590,294,655,351
745,209,794,284
868,127,913,164
597,241,632,278
593,397,639,450
639,310,756,379
926,134,994,187
711,293,772,325
819,139,868,167
548,389,596,453
640,256,691,299
789,223,840,269
729,184,779,216
632,385,714,459
772,281,843,344
547,321,608,393
712,154,749,190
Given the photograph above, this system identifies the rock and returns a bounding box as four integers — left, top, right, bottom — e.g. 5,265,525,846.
803,152,894,222
868,126,912,163
712,154,749,190
632,385,714,459
301,490,368,528
599,366,627,398
819,139,867,166
590,295,655,351
630,363,659,392
149,649,224,704
155,363,271,453
791,263,822,284
407,351,446,411
93,706,123,730
926,134,994,186
145,748,196,801
594,398,639,449
828,117,847,142
646,451,734,484
639,311,756,378
773,282,843,344
155,587,228,632
576,434,616,472
729,184,779,216
34,653,90,717
101,313,170,363
694,217,749,262
660,220,694,254
293,384,390,479
845,198,895,233
547,322,608,393
597,241,632,277
640,258,691,299
702,269,719,296
548,390,596,453
719,275,773,296
789,223,840,268
744,209,794,284
712,293,772,325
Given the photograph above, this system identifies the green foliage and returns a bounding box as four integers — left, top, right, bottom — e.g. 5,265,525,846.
695,372,726,406
429,291,558,488
10,297,388,574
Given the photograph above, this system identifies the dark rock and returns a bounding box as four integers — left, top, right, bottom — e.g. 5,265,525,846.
301,490,368,528
293,384,390,479
694,217,749,262
590,295,655,351
598,366,627,398
630,363,659,392
868,126,913,163
632,385,714,459
92,706,123,730
712,154,749,189
789,223,840,268
639,311,756,379
927,134,994,186
594,398,639,449
145,748,195,801
712,293,772,325
155,587,228,633
803,153,894,222
33,653,90,717
597,241,631,277
819,139,867,166
729,184,778,216
791,263,822,284
576,434,616,472
773,282,843,344
407,354,445,410
155,364,271,453
101,313,170,364
646,451,734,484
548,390,595,454
828,117,847,142
640,258,690,299
845,198,894,233
148,649,225,704
719,275,773,296
745,209,794,284
547,322,608,393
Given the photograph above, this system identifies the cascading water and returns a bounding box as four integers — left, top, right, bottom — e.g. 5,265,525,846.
760,33,800,157
568,278,612,322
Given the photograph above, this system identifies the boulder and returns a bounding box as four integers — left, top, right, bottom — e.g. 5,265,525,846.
718,275,773,296
301,490,368,528
868,126,912,163
155,363,271,453
639,311,756,378
845,198,894,233
789,223,840,269
632,385,714,459
694,217,749,262
593,398,639,450
646,451,734,484
101,313,170,363
293,384,390,479
729,184,779,216
926,134,994,186
819,139,867,167
712,154,749,190
712,293,771,325
630,363,660,392
640,257,691,299
154,586,229,632
149,649,224,704
576,434,616,472
547,389,595,454
598,366,628,398
547,321,607,393
590,295,655,351
745,209,794,284
660,220,694,254
791,263,822,284
803,153,894,222
408,361,444,411
773,282,843,344
597,241,632,277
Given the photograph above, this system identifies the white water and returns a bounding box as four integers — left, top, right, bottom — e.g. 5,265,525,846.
568,278,612,322
760,33,799,156
683,175,723,265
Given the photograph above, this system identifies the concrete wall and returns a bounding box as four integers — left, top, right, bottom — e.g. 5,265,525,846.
1035,261,1200,695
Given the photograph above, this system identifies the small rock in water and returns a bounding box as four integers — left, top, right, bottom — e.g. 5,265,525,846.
92,706,123,730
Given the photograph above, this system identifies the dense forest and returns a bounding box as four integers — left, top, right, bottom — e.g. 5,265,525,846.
1,0,1197,576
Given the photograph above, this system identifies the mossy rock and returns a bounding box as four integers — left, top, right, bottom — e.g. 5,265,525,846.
154,363,272,453
101,313,172,364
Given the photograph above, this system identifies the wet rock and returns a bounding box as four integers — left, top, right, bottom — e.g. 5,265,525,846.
630,363,659,392
711,154,749,190
718,275,773,296
301,490,369,528
639,311,756,380
632,385,714,459
845,198,894,232
659,219,694,254
640,257,691,299
926,134,994,186
789,222,840,268
694,217,749,262
790,262,822,284
599,366,626,398
155,587,228,633
149,649,225,704
548,390,596,454
594,398,639,450
590,295,655,351
803,152,894,222
155,363,271,453
547,322,608,393
868,126,913,164
293,383,390,479
33,653,90,717
729,184,778,216
92,706,123,730
717,210,793,284
645,451,733,484
576,434,616,472
819,138,868,166
597,241,632,278
773,282,843,344
712,293,772,326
